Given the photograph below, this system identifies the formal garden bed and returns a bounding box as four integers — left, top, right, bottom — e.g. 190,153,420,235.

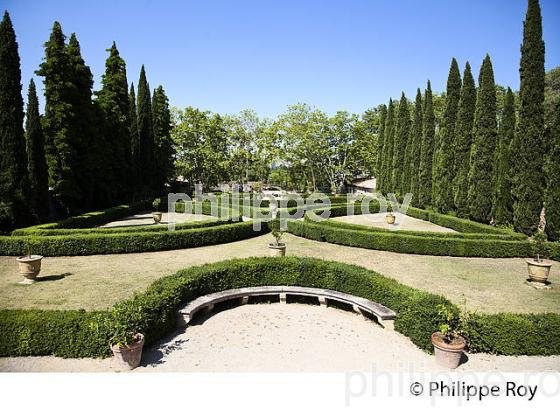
1,257,558,359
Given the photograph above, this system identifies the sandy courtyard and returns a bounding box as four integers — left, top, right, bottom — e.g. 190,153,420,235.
100,212,215,228
1,303,558,373
332,213,457,233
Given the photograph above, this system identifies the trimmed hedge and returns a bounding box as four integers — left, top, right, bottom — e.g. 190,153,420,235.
1,257,559,358
288,219,560,259
0,221,265,256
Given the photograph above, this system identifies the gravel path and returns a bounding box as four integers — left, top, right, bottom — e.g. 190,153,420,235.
1,303,558,373
332,213,457,233
100,212,215,228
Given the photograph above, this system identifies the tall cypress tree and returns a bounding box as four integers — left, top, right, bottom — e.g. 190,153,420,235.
492,88,515,225
129,83,140,198
453,62,477,217
25,79,50,222
433,58,461,212
511,0,546,235
96,42,131,203
418,81,435,208
136,65,154,198
409,89,423,203
152,85,173,195
36,22,81,214
468,55,497,223
66,33,96,210
376,104,387,185
380,99,395,192
392,92,410,193
0,11,29,230
545,99,560,240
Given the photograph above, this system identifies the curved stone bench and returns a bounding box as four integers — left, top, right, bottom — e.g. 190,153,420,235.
178,286,396,330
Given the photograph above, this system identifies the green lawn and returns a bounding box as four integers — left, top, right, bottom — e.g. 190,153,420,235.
1,233,559,313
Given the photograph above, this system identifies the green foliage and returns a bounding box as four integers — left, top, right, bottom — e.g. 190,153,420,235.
1,257,559,358
511,0,546,235
409,89,423,204
418,81,435,207
493,88,515,225
433,58,461,212
468,55,497,223
152,86,173,195
380,99,395,192
129,83,140,198
545,99,560,241
376,104,387,180
25,79,50,223
453,62,477,217
0,11,29,231
136,65,155,198
95,42,132,204
392,93,410,194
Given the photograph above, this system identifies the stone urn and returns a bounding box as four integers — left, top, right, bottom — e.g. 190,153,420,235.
526,258,552,283
268,243,287,257
431,332,466,369
385,213,396,225
152,212,163,224
111,333,145,371
16,255,43,284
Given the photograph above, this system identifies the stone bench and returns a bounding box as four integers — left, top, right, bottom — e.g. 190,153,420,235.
177,286,396,330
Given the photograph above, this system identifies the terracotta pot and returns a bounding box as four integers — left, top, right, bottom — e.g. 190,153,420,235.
385,213,396,225
152,212,163,224
269,243,286,257
526,259,552,283
431,332,466,369
111,333,145,370
16,255,43,284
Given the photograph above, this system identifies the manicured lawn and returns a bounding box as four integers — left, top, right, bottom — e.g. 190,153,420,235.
1,233,559,313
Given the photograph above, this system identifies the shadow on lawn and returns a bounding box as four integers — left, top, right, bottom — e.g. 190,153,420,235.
37,272,73,282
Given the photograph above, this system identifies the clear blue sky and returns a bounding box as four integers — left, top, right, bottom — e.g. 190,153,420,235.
4,0,560,118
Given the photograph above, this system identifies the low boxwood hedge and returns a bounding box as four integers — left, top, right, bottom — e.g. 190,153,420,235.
0,221,266,256
1,257,558,358
288,219,560,259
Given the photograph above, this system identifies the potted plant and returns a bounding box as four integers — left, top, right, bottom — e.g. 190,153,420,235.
268,218,286,257
107,310,145,371
431,304,468,369
16,240,43,285
526,230,553,283
385,212,396,225
152,198,163,224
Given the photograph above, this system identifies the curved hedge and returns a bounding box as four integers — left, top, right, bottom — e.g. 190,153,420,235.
0,199,261,256
287,204,560,259
1,257,559,358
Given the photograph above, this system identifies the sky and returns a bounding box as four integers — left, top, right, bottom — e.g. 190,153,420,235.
4,0,560,118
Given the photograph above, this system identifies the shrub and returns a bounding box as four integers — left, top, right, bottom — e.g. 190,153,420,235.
1,257,558,358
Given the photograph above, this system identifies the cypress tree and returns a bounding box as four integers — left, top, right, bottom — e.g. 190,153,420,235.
492,88,515,225
136,65,154,198
25,79,50,222
376,104,387,184
409,88,423,203
511,0,546,235
152,85,173,195
36,22,80,214
418,81,435,208
66,33,95,210
380,99,395,192
544,100,560,240
433,58,461,212
392,92,410,193
0,11,29,230
453,62,477,217
468,55,497,223
129,83,140,198
96,42,131,203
